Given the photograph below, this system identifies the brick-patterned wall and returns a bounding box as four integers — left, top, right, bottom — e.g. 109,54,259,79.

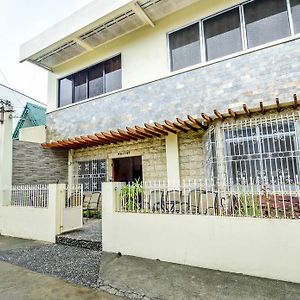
47,38,300,141
73,137,167,182
178,131,205,181
12,140,68,185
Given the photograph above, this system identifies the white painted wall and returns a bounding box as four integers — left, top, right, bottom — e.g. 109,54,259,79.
47,0,242,111
102,182,300,284
0,184,65,243
0,106,13,206
19,125,46,144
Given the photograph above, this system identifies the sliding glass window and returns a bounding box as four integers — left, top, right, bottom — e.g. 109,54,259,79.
168,0,299,72
74,70,87,102
59,76,73,107
291,0,300,33
58,55,121,108
244,0,290,48
169,23,201,71
204,7,242,61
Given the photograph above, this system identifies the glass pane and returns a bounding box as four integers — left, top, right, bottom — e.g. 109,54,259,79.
169,23,201,71
204,7,242,61
74,70,87,102
244,0,290,48
291,0,300,33
88,63,104,98
59,76,73,107
105,55,122,93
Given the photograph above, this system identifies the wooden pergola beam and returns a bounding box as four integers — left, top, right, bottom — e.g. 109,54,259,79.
165,120,188,133
110,130,132,141
154,122,178,134
135,125,161,137
176,118,198,131
127,126,153,138
243,104,251,117
101,132,123,143
276,98,281,112
145,123,168,135
118,128,144,140
228,108,237,119
260,102,266,115
293,94,299,109
187,115,208,131
201,113,212,124
214,109,225,121
95,133,117,144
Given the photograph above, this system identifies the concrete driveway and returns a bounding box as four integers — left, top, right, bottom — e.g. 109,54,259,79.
0,261,120,300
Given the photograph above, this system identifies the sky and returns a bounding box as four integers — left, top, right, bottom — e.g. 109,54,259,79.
0,0,92,104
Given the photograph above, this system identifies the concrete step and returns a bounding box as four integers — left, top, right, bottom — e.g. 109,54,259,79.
55,235,102,251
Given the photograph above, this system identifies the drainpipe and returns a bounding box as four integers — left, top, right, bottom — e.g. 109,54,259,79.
0,100,13,206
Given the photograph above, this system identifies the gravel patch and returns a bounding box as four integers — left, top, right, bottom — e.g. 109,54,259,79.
59,219,102,242
0,244,101,288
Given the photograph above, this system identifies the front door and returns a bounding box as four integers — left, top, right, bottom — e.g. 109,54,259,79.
112,156,143,182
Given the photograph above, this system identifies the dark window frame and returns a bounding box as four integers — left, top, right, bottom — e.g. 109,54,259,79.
58,54,122,108
168,0,296,72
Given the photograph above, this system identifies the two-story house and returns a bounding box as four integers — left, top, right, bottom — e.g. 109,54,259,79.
20,0,300,194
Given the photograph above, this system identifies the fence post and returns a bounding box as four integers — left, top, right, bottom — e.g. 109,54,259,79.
0,102,13,206
102,182,119,252
48,183,66,239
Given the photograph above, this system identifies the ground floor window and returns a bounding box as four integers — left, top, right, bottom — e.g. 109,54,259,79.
74,159,106,192
222,114,300,185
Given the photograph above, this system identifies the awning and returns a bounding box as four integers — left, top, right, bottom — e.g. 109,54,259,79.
42,96,299,150
20,0,199,70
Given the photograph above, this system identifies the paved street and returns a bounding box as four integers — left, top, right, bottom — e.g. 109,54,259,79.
0,261,119,300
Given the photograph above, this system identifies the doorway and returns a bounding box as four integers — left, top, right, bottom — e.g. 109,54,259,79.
112,156,143,183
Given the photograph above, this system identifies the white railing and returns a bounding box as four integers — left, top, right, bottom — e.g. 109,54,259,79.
10,184,49,208
65,185,83,208
115,177,300,219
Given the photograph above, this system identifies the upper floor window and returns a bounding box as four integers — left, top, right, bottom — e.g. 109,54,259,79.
291,0,300,33
244,0,290,48
58,55,121,108
204,7,242,61
168,0,298,72
169,23,201,71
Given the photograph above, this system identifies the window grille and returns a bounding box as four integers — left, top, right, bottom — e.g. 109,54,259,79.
73,159,107,193
221,112,300,186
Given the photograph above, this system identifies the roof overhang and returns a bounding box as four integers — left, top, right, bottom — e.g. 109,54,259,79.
20,0,200,70
42,96,300,150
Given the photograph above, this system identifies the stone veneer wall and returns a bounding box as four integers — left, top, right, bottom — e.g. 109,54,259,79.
73,137,167,182
178,131,205,181
12,140,68,185
73,130,207,183
47,38,300,142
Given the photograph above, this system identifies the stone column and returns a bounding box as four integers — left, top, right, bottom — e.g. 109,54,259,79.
0,101,13,206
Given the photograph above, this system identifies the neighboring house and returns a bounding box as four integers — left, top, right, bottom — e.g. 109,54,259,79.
0,83,46,132
19,0,300,193
12,102,46,140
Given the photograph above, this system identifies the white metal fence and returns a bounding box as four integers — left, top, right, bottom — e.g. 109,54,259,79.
115,178,300,219
10,184,49,208
65,185,83,208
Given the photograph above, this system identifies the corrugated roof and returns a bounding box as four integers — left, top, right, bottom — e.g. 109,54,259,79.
13,102,46,140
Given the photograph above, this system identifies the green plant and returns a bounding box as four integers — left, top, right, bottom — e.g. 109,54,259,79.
119,180,145,211
235,191,261,217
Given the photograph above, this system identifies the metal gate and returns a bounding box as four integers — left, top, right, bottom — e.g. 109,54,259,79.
60,185,83,233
